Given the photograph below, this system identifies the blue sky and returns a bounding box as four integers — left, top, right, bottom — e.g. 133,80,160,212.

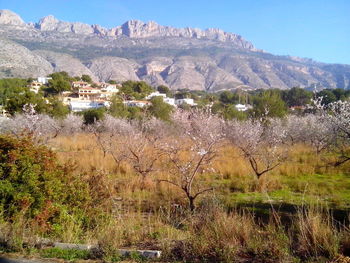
1,0,349,64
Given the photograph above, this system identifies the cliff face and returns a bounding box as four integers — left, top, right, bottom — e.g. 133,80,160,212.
0,10,25,26
35,15,95,35
31,14,255,50
114,20,255,50
0,9,349,91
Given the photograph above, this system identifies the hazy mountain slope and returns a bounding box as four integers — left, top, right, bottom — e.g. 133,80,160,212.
0,9,349,90
0,38,52,78
33,50,98,80
87,57,140,82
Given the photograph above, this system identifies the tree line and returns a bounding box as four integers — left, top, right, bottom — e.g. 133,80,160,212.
1,72,350,123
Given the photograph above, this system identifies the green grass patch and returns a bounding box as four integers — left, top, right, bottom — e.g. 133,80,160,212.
225,172,350,209
40,247,91,261
281,173,350,208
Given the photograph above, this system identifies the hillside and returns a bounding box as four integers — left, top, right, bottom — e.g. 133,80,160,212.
0,9,350,90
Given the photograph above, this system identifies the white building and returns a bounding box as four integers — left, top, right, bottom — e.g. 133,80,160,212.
163,97,176,106
78,87,101,100
69,100,109,112
146,91,167,100
37,77,52,85
100,84,119,93
29,81,42,93
234,104,252,112
100,84,118,93
145,91,176,106
123,100,152,108
175,98,196,106
100,84,119,99
72,81,90,89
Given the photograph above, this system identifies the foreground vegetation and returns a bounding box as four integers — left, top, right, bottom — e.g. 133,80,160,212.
0,95,350,262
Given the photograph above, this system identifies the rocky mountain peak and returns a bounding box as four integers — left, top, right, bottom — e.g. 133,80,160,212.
0,9,255,49
36,15,59,30
35,15,93,34
0,9,25,26
117,19,255,49
121,20,161,38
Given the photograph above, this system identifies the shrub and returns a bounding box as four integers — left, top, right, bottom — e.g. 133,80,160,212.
82,108,106,125
0,135,65,219
0,135,90,232
148,96,173,122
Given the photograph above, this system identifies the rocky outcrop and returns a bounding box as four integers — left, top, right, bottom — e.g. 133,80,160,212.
35,15,60,31
0,9,25,26
71,22,94,35
36,15,94,35
112,20,255,49
92,24,108,36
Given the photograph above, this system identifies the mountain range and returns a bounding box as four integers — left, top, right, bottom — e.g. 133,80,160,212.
0,9,349,91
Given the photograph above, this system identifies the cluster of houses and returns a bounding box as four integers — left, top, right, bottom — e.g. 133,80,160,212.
29,77,200,112
67,81,120,111
25,77,256,114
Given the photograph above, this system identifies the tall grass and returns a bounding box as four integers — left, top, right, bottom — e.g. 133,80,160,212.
294,206,340,260
163,203,349,262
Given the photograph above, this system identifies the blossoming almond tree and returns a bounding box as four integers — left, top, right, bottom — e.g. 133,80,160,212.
0,105,84,143
158,109,225,211
59,113,83,135
225,119,288,180
122,118,168,188
91,114,133,166
324,100,350,165
275,115,309,146
0,104,60,144
92,115,166,188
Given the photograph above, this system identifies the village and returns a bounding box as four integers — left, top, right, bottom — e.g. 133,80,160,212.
27,76,253,113
28,76,203,112
2,74,345,122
